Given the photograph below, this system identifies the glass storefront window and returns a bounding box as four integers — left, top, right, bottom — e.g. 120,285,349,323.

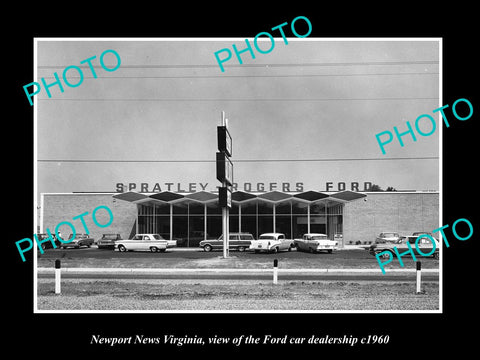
241,201,257,215
292,202,308,214
154,203,170,215
276,201,291,214
310,202,327,215
258,201,273,215
173,203,188,215
188,202,204,215
136,199,344,247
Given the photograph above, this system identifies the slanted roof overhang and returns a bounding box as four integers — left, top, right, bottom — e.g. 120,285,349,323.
330,190,367,202
184,191,218,203
112,190,367,205
112,191,151,204
149,191,185,203
293,191,330,203
257,191,292,204
231,191,257,204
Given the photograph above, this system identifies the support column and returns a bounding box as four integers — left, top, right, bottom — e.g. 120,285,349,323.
204,204,207,241
239,203,242,233
307,204,311,234
169,203,173,242
325,201,328,238
136,204,139,234
273,203,276,232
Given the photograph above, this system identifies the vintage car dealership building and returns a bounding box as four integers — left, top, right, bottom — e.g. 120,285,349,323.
40,189,439,247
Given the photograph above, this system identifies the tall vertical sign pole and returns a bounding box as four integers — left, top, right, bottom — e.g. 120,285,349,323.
217,111,232,259
221,112,227,258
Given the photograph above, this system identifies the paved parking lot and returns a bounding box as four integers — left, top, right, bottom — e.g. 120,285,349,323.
36,246,440,270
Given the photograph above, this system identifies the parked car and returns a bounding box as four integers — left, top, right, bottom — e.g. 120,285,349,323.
199,232,254,252
115,234,168,253
96,233,122,249
60,233,95,249
375,232,401,244
157,233,178,248
412,231,436,239
249,233,295,253
294,233,338,253
36,233,62,250
369,235,439,259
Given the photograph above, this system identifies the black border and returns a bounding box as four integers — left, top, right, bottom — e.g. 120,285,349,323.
7,4,478,356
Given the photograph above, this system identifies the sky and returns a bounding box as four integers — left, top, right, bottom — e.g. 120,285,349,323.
35,38,440,195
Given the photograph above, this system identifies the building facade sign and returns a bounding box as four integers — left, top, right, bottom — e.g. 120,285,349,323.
115,181,373,193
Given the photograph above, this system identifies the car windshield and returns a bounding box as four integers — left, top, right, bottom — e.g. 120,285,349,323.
382,233,397,237
69,234,86,239
311,235,327,240
102,234,118,240
259,235,275,240
152,234,164,240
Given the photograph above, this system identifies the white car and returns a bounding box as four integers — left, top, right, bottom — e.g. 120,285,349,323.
115,234,168,253
294,233,338,253
249,233,295,253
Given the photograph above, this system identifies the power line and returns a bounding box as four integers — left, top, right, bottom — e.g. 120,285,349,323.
37,60,439,70
38,97,439,102
38,156,439,163
39,72,440,79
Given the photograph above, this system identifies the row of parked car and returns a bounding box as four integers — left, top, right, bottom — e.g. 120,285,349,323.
368,231,440,259
199,232,338,254
36,232,339,254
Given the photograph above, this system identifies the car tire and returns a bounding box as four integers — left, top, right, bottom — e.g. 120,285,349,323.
327,249,333,254
375,250,393,259
204,245,212,252
309,247,314,254
118,245,127,252
160,249,166,253
238,246,245,252
150,247,158,253
271,247,278,254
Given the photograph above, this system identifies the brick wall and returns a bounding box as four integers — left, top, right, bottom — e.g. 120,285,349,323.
41,193,137,241
343,192,439,245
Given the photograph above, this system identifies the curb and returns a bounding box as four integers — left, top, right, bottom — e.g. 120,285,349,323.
37,267,439,274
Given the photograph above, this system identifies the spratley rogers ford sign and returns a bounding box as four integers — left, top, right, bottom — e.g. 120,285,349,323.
115,181,374,193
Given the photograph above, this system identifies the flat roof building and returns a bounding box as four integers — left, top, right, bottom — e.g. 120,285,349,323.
40,190,439,248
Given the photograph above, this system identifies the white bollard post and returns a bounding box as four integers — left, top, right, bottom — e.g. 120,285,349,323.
273,259,278,285
416,261,422,294
55,259,61,294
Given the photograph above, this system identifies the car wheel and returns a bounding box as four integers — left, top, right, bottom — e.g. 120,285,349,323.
254,250,260,254
150,247,158,253
238,246,245,252
160,249,166,253
204,245,212,252
118,245,127,252
309,247,314,254
271,247,278,254
375,250,392,259
327,249,333,254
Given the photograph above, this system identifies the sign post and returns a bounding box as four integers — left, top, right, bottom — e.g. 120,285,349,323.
216,111,233,259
